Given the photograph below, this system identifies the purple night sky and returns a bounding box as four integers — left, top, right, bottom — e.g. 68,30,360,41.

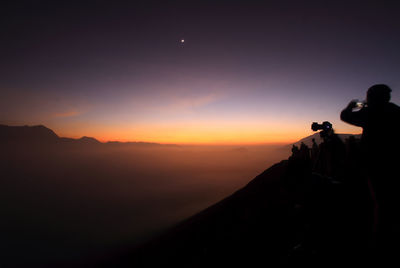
1,0,400,143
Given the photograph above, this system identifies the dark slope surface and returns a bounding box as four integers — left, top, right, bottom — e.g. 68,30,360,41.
101,160,299,267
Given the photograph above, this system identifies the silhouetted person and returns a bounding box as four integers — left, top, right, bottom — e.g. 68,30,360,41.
299,142,310,161
341,84,400,154
312,126,345,179
341,84,400,259
291,145,300,158
311,138,319,165
343,136,363,182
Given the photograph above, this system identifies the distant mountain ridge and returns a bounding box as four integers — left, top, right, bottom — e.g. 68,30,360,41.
0,124,361,148
0,124,59,143
0,124,176,147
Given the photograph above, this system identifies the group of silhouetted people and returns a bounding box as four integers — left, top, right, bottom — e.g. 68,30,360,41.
291,142,311,162
287,84,400,264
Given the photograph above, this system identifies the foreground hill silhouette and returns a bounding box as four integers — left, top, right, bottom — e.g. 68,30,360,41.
102,160,294,267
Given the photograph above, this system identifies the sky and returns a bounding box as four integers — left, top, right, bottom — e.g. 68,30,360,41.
1,0,400,144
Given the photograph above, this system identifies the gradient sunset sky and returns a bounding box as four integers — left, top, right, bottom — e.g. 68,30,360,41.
1,0,400,144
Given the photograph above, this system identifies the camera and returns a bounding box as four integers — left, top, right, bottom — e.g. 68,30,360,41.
311,121,332,132
355,102,365,108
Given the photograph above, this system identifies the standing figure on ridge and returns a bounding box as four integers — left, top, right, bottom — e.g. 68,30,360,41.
310,138,319,164
340,84,400,259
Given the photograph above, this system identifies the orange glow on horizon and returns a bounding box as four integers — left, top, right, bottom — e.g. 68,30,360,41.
53,120,362,145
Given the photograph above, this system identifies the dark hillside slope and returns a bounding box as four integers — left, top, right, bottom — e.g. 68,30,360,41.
104,160,298,267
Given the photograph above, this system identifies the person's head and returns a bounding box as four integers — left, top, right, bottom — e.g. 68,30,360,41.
366,84,391,107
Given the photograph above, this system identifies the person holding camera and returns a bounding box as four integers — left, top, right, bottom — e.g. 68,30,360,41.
341,84,400,261
341,84,400,151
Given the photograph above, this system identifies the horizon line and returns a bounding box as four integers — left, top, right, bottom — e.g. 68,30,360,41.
1,123,362,146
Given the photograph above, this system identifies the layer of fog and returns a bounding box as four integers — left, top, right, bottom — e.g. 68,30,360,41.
1,144,290,266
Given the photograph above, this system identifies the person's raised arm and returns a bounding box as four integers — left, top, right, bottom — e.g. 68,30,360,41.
340,100,364,127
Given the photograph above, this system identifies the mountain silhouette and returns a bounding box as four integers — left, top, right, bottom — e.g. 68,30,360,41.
60,136,101,144
0,124,175,147
0,124,59,144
